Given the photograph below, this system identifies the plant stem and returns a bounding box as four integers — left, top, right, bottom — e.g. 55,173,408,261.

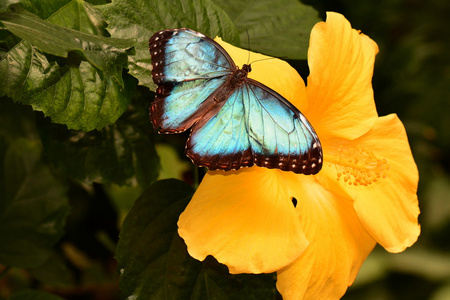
193,166,199,189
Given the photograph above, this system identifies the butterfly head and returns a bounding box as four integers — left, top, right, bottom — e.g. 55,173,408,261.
242,64,252,73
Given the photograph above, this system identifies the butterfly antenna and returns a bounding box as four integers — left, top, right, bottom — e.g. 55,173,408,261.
250,57,282,64
246,28,251,64
243,29,289,65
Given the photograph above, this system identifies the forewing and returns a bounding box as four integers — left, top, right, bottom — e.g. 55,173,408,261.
186,80,323,174
149,28,234,133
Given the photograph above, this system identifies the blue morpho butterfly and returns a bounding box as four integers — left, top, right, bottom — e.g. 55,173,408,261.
149,28,323,174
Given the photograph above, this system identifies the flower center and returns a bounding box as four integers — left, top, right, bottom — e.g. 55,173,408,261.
327,144,390,186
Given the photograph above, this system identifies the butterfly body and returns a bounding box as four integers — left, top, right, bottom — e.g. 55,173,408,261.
149,28,323,174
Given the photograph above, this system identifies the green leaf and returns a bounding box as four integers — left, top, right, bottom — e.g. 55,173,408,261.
0,0,20,13
116,179,196,299
31,61,132,131
0,138,69,268
117,179,277,299
28,252,73,287
192,258,277,300
18,0,72,19
40,102,160,187
0,8,134,76
213,0,320,59
9,290,65,300
0,1,134,131
0,96,39,142
98,0,239,88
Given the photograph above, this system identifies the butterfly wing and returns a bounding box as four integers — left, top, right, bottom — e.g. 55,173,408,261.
149,28,235,133
186,79,323,174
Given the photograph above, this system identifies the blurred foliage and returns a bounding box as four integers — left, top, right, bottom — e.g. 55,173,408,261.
0,0,449,299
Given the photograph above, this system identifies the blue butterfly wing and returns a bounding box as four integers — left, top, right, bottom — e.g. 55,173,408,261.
187,87,253,169
150,28,322,174
186,79,323,174
149,28,234,133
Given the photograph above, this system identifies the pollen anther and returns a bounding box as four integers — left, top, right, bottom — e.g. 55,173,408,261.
331,144,390,186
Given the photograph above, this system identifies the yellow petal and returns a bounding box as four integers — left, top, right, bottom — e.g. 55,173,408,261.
215,37,307,111
276,178,376,299
305,12,379,140
318,114,420,252
178,167,308,274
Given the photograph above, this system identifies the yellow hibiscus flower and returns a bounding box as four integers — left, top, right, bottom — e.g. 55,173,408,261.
178,12,420,299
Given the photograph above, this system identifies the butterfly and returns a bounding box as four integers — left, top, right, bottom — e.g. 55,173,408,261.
149,28,323,174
